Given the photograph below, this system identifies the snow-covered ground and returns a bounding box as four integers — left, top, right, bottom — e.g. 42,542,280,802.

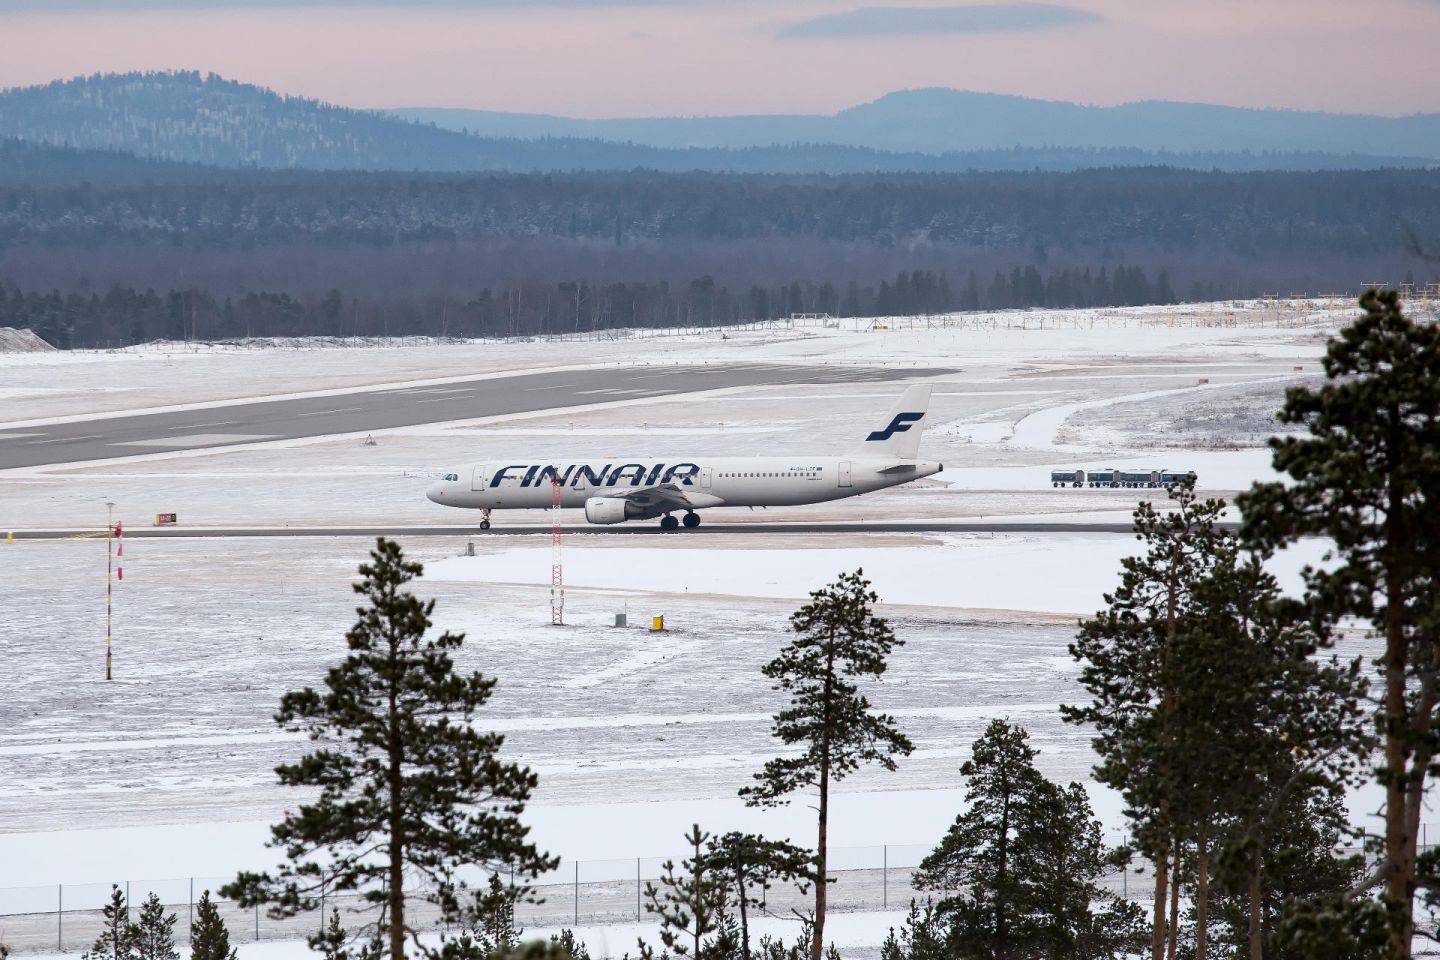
1,302,1392,956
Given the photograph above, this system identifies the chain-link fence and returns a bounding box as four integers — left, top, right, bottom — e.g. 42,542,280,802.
12,829,1402,956
0,843,987,954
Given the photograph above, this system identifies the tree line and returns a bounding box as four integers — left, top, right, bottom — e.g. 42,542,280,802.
6,265,1182,349
4,164,1424,311
5,166,1434,253
1,137,1425,190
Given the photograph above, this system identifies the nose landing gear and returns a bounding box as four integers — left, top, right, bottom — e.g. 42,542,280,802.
479,509,492,531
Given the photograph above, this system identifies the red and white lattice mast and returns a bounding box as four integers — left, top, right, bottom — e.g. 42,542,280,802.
550,475,564,625
106,503,122,680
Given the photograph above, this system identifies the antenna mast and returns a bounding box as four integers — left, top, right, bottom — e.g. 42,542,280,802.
550,474,564,625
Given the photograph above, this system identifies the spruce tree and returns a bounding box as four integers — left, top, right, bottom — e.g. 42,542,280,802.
1061,478,1231,960
438,874,523,960
547,930,590,960
83,886,138,960
132,894,178,960
741,569,913,960
703,832,814,959
639,824,728,960
1239,289,1440,959
189,892,236,960
309,909,380,960
222,538,556,960
880,901,951,960
491,944,583,960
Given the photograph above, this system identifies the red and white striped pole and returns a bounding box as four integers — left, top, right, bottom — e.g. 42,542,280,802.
550,476,564,626
105,503,116,680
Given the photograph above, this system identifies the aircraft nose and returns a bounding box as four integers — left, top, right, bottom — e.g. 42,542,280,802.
426,481,446,505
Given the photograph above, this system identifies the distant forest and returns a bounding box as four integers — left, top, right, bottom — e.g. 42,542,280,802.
2,164,1434,317
6,163,1434,252
4,265,1185,349
2,149,1436,347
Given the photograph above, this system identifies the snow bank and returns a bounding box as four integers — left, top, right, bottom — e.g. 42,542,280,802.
0,327,55,353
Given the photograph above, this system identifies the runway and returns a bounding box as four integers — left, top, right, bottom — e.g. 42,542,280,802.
9,521,1166,540
0,362,938,470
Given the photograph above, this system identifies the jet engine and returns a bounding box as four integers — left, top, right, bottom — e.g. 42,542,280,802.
584,496,633,525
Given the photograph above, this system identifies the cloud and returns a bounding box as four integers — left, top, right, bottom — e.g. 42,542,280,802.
779,3,1100,39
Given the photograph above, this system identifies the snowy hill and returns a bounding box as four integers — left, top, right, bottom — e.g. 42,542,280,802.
2,72,1434,174
398,87,1440,159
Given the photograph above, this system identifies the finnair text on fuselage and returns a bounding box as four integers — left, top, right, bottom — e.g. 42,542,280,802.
489,462,705,489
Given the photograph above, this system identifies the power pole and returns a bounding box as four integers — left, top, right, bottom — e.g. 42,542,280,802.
550,475,564,625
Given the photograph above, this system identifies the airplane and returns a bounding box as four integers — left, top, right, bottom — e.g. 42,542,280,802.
425,383,942,531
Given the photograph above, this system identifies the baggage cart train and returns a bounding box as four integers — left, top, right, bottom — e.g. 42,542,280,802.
1050,468,1196,489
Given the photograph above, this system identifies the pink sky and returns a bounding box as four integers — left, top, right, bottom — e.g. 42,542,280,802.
1,0,1437,117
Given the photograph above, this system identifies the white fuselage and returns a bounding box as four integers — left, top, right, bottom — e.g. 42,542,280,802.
426,456,942,514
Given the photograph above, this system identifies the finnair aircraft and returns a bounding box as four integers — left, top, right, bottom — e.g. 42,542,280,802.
426,384,942,530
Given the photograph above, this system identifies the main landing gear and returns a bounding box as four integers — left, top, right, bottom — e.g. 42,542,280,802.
660,512,702,531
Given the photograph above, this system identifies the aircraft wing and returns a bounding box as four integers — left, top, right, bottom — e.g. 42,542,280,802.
601,483,724,510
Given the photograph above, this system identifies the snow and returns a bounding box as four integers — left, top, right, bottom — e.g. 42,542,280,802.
0,301,1390,956
15,911,918,960
424,534,1332,615
0,300,1337,423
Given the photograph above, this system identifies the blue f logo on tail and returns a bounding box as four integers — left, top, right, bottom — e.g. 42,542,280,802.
867,412,924,442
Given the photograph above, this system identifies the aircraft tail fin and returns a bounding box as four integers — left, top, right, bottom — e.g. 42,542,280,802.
854,383,933,459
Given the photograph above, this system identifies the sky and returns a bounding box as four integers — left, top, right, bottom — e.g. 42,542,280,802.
0,0,1436,118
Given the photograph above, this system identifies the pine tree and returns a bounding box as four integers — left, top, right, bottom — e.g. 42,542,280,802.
221,538,557,960
913,719,1142,959
914,719,1041,954
703,832,814,959
1061,477,1231,960
83,885,138,960
132,894,178,960
1240,289,1440,960
189,892,236,960
1176,547,1366,960
741,569,913,960
1027,781,1147,959
639,824,728,960
1206,788,1364,960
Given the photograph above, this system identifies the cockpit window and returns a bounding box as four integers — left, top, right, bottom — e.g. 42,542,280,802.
444,473,459,482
